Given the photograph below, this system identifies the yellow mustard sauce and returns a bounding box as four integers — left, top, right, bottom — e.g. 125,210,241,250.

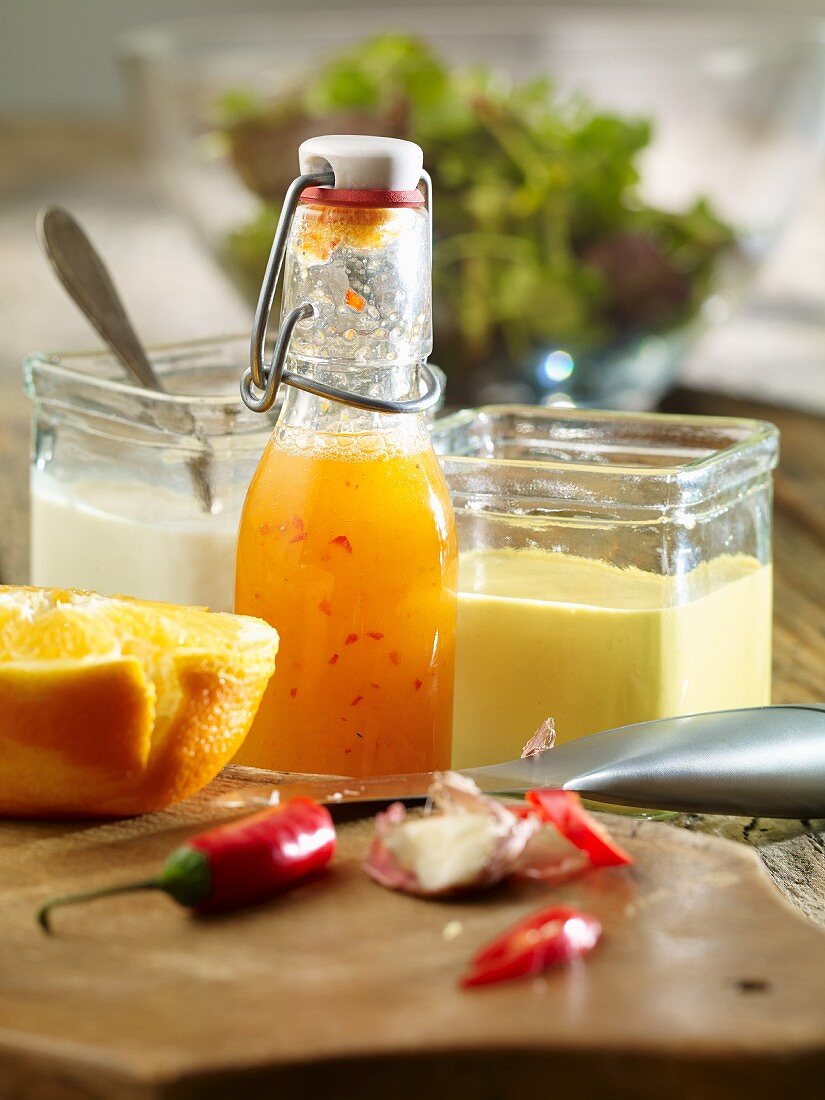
452,549,772,768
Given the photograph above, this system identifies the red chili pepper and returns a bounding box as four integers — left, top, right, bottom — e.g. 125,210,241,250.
37,798,336,932
345,287,366,312
461,905,601,988
526,789,633,867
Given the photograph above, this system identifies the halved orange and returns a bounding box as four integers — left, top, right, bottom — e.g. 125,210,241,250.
0,586,278,817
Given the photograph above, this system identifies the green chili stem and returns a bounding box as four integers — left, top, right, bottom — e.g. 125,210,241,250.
37,880,161,934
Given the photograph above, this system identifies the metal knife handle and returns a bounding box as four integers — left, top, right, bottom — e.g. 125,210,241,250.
562,705,825,818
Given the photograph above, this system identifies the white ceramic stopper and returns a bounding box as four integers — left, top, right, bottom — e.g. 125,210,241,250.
299,135,423,191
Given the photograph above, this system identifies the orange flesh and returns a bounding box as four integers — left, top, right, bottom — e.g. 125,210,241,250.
0,586,277,816
234,430,457,775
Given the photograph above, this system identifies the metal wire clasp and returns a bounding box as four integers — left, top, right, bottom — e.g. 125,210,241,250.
240,170,441,415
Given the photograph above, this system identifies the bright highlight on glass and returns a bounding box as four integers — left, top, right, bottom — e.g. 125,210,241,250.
538,350,575,385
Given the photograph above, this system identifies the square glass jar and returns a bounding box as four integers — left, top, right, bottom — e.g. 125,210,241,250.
431,405,779,768
24,336,275,613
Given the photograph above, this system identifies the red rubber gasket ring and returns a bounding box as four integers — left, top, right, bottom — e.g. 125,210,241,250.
300,186,424,208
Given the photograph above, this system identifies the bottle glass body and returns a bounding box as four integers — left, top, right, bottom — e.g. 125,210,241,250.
235,364,457,776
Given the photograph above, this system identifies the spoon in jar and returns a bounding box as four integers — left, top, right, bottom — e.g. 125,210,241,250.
36,205,214,513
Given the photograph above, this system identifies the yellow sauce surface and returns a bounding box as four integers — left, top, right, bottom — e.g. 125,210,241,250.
453,549,772,768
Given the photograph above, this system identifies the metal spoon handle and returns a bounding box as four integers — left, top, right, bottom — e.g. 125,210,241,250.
37,206,163,392
37,205,214,513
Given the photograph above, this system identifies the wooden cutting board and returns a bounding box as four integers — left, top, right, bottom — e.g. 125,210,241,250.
0,768,823,1100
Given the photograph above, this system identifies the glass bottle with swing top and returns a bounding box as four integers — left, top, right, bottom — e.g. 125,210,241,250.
235,136,456,776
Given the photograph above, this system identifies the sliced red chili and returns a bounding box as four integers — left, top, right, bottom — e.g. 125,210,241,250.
345,287,366,312
328,654,339,665
318,599,332,616
389,650,401,665
366,631,384,641
526,790,633,867
461,905,601,988
330,535,353,554
345,633,359,645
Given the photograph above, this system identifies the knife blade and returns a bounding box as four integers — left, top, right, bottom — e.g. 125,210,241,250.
222,705,825,819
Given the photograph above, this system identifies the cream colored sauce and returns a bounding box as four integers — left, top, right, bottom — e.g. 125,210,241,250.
30,474,238,611
452,549,772,768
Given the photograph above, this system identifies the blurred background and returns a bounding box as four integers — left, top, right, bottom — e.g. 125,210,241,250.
3,0,825,580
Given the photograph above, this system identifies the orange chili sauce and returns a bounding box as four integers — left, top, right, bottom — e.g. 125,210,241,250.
234,429,457,775
296,204,396,262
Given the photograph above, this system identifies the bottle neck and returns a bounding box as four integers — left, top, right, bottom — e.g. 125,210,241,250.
277,359,431,442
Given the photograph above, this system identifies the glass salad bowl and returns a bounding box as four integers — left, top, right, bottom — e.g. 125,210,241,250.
121,7,825,409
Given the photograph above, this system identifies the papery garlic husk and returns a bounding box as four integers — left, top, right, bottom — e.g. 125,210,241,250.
521,717,556,759
363,771,586,897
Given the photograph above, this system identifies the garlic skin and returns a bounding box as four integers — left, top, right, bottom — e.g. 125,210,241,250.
363,771,586,897
383,812,499,894
521,717,556,759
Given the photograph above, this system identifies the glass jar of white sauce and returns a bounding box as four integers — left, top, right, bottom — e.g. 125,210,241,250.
23,336,275,612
